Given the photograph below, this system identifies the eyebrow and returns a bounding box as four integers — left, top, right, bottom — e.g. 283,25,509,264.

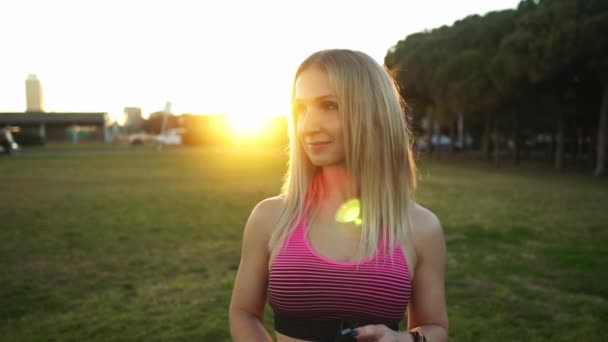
293,94,336,103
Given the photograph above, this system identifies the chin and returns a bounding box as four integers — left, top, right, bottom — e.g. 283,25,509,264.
309,157,344,168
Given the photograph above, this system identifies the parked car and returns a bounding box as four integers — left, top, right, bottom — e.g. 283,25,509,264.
0,128,20,155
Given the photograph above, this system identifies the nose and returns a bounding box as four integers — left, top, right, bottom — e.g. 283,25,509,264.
298,107,323,136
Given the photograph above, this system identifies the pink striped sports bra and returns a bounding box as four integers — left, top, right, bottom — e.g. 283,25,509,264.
267,215,412,341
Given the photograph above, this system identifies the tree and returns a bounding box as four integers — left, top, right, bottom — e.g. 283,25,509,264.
576,0,608,176
492,0,598,171
385,0,607,175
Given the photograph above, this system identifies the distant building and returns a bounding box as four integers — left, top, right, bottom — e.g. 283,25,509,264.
0,112,110,144
25,74,44,112
124,107,143,132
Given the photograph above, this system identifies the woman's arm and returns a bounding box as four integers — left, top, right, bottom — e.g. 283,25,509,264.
229,197,283,342
406,206,449,341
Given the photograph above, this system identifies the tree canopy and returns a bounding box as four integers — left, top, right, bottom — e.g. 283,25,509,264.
385,0,608,175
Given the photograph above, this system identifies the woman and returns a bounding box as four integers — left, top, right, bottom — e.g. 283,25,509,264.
229,49,448,342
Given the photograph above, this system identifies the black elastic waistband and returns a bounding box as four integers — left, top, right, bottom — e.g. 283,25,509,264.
274,314,400,342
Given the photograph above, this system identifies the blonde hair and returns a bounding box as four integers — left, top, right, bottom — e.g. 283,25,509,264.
269,49,418,272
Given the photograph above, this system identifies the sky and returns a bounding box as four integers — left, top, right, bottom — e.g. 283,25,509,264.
0,0,521,123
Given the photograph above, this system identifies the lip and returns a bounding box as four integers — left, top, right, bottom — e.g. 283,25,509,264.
307,141,331,151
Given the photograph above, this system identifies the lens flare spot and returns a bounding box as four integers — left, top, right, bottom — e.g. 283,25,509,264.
335,198,362,226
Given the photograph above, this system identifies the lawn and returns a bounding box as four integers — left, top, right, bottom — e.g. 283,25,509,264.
1,147,606,341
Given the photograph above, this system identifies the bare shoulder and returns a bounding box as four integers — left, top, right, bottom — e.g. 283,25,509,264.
411,203,443,235
410,203,446,257
245,195,286,239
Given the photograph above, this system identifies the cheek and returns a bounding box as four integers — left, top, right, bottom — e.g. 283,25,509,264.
329,118,344,138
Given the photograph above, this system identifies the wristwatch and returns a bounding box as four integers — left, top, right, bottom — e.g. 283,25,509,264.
409,331,427,342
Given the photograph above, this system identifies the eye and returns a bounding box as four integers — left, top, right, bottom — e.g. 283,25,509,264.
321,101,338,111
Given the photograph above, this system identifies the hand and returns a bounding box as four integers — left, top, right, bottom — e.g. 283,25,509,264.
354,324,412,342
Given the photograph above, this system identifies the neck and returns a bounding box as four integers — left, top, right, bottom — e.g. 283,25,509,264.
307,165,361,230
315,164,356,210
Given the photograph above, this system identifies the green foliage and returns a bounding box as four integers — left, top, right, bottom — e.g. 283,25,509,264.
385,0,607,128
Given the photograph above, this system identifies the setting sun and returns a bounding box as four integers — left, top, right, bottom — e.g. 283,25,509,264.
227,114,267,140
223,112,289,146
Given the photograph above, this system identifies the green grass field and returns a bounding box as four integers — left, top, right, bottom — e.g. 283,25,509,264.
1,147,606,341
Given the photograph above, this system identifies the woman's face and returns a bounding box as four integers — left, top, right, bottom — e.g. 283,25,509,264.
294,67,345,167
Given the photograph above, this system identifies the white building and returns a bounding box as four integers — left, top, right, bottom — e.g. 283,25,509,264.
25,74,44,112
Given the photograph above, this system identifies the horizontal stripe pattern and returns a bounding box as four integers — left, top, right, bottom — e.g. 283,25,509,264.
268,216,412,324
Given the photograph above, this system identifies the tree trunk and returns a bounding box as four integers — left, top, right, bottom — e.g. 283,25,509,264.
493,117,500,167
449,119,456,152
432,121,440,160
548,133,555,162
555,111,565,171
513,111,521,165
457,113,464,151
574,126,582,162
483,115,492,161
594,83,608,177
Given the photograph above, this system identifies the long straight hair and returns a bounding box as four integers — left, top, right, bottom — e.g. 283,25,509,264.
268,49,418,273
